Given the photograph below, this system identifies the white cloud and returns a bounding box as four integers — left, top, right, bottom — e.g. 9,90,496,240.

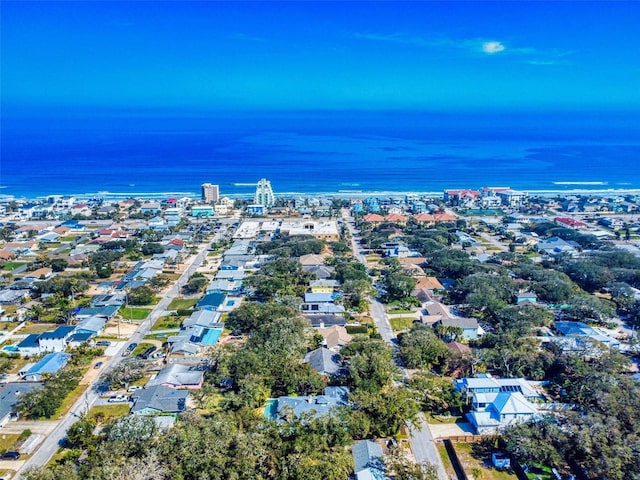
353,32,570,63
481,41,506,54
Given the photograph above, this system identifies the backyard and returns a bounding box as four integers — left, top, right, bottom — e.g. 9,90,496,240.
438,442,519,480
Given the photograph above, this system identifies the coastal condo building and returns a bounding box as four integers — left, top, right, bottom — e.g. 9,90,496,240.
254,178,275,208
201,183,220,203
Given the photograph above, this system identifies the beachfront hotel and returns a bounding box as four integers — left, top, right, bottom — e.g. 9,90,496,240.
254,178,275,208
201,183,219,203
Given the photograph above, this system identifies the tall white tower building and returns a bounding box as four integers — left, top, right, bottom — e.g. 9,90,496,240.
254,178,275,208
201,183,219,203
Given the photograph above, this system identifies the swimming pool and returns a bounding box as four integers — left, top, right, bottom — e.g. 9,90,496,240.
201,328,223,345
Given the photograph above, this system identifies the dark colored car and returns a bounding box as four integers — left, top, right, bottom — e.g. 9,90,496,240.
94,361,103,369
1,451,21,460
139,346,157,359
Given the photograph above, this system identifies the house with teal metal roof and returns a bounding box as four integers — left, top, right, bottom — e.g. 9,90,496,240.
19,352,70,381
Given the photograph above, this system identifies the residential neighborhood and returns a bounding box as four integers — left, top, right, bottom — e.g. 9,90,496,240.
0,187,639,480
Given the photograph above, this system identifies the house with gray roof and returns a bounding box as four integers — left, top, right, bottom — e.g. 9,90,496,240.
131,385,190,416
454,374,540,402
352,440,386,480
434,316,482,340
146,364,206,390
182,310,221,329
75,315,107,336
303,314,347,328
91,294,126,307
302,265,335,279
268,386,349,422
304,347,343,376
0,382,43,427
535,236,577,255
75,305,120,320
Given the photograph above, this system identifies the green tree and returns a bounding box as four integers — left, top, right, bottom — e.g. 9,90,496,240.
127,286,155,305
398,325,450,371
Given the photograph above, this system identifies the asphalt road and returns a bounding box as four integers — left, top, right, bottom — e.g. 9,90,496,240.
16,238,212,478
341,210,447,479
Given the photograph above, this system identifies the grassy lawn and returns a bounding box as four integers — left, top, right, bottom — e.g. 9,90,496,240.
426,413,464,424
167,298,198,310
151,315,183,331
54,384,89,419
87,404,131,422
0,433,20,453
389,316,415,331
453,442,519,480
7,357,30,374
20,322,59,334
1,261,27,271
60,235,81,242
131,343,155,356
120,307,152,320
388,308,416,314
0,321,20,332
197,391,225,413
438,444,457,479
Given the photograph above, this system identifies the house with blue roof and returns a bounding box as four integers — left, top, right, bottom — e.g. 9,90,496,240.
15,334,41,356
352,440,387,480
553,321,620,350
38,326,75,352
196,293,227,311
467,391,538,435
456,374,541,434
19,352,70,381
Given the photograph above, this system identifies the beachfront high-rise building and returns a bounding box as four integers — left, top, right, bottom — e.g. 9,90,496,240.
201,183,219,203
254,178,275,208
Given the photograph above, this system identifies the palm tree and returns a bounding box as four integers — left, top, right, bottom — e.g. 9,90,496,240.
26,304,45,322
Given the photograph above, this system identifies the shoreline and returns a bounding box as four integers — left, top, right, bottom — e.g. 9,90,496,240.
2,187,640,203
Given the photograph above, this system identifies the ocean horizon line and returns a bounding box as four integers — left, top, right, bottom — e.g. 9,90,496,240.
3,186,640,203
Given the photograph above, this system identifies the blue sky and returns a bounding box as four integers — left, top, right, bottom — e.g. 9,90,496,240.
2,1,639,111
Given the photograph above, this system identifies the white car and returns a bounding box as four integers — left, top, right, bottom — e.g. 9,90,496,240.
108,395,129,403
127,385,142,392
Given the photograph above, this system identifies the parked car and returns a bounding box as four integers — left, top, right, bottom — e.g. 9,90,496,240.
1,451,21,460
95,340,111,347
108,395,129,403
127,385,142,392
139,346,157,359
94,361,103,369
122,343,137,356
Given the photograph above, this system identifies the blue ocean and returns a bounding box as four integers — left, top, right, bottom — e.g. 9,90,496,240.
2,110,640,199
